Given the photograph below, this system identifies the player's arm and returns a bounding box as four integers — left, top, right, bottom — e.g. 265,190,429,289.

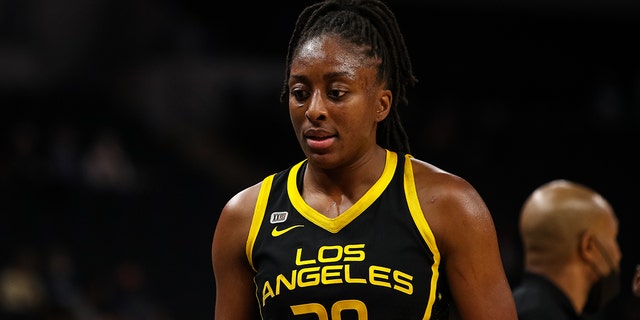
412,159,518,320
211,183,262,320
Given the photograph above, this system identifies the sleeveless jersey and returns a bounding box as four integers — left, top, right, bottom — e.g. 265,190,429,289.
246,150,451,320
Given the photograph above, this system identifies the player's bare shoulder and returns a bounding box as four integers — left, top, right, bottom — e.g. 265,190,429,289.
220,181,263,223
408,157,476,200
408,157,494,249
214,181,263,249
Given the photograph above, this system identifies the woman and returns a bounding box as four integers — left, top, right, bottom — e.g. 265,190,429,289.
212,1,517,319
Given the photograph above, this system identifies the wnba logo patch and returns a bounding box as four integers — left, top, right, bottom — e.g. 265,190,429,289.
270,211,288,224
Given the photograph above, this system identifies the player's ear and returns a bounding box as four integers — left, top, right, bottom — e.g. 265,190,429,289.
376,89,392,122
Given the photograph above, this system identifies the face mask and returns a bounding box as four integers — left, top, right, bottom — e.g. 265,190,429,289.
583,268,620,314
583,238,620,315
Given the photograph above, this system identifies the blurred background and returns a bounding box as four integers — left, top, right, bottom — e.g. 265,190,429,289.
1,0,639,319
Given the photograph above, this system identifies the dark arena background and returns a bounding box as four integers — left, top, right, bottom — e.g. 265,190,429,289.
1,0,639,319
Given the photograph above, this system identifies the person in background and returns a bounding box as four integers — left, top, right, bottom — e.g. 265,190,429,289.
211,0,517,319
513,179,621,319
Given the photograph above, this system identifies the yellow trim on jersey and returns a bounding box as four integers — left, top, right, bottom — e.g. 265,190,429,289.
246,174,275,272
287,150,398,233
403,154,441,320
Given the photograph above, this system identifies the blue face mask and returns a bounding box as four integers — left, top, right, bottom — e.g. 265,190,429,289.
583,238,620,315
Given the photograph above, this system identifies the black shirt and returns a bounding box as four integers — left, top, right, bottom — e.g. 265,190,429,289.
513,272,582,320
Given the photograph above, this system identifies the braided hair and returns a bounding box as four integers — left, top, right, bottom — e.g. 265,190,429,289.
280,0,418,154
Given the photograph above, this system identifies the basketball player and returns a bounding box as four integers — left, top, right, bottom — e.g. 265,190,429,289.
211,0,517,319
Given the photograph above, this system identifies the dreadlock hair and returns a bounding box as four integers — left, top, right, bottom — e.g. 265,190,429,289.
280,0,418,154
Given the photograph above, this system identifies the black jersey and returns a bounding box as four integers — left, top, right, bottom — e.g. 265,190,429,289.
246,150,451,320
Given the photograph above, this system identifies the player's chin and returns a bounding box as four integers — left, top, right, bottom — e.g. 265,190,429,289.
303,148,341,168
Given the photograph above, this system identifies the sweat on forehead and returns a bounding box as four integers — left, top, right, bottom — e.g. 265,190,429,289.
293,34,380,69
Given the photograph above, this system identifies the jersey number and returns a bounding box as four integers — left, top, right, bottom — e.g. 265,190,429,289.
291,300,367,320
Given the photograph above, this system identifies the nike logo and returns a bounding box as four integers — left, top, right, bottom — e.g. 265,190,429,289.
271,225,304,237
